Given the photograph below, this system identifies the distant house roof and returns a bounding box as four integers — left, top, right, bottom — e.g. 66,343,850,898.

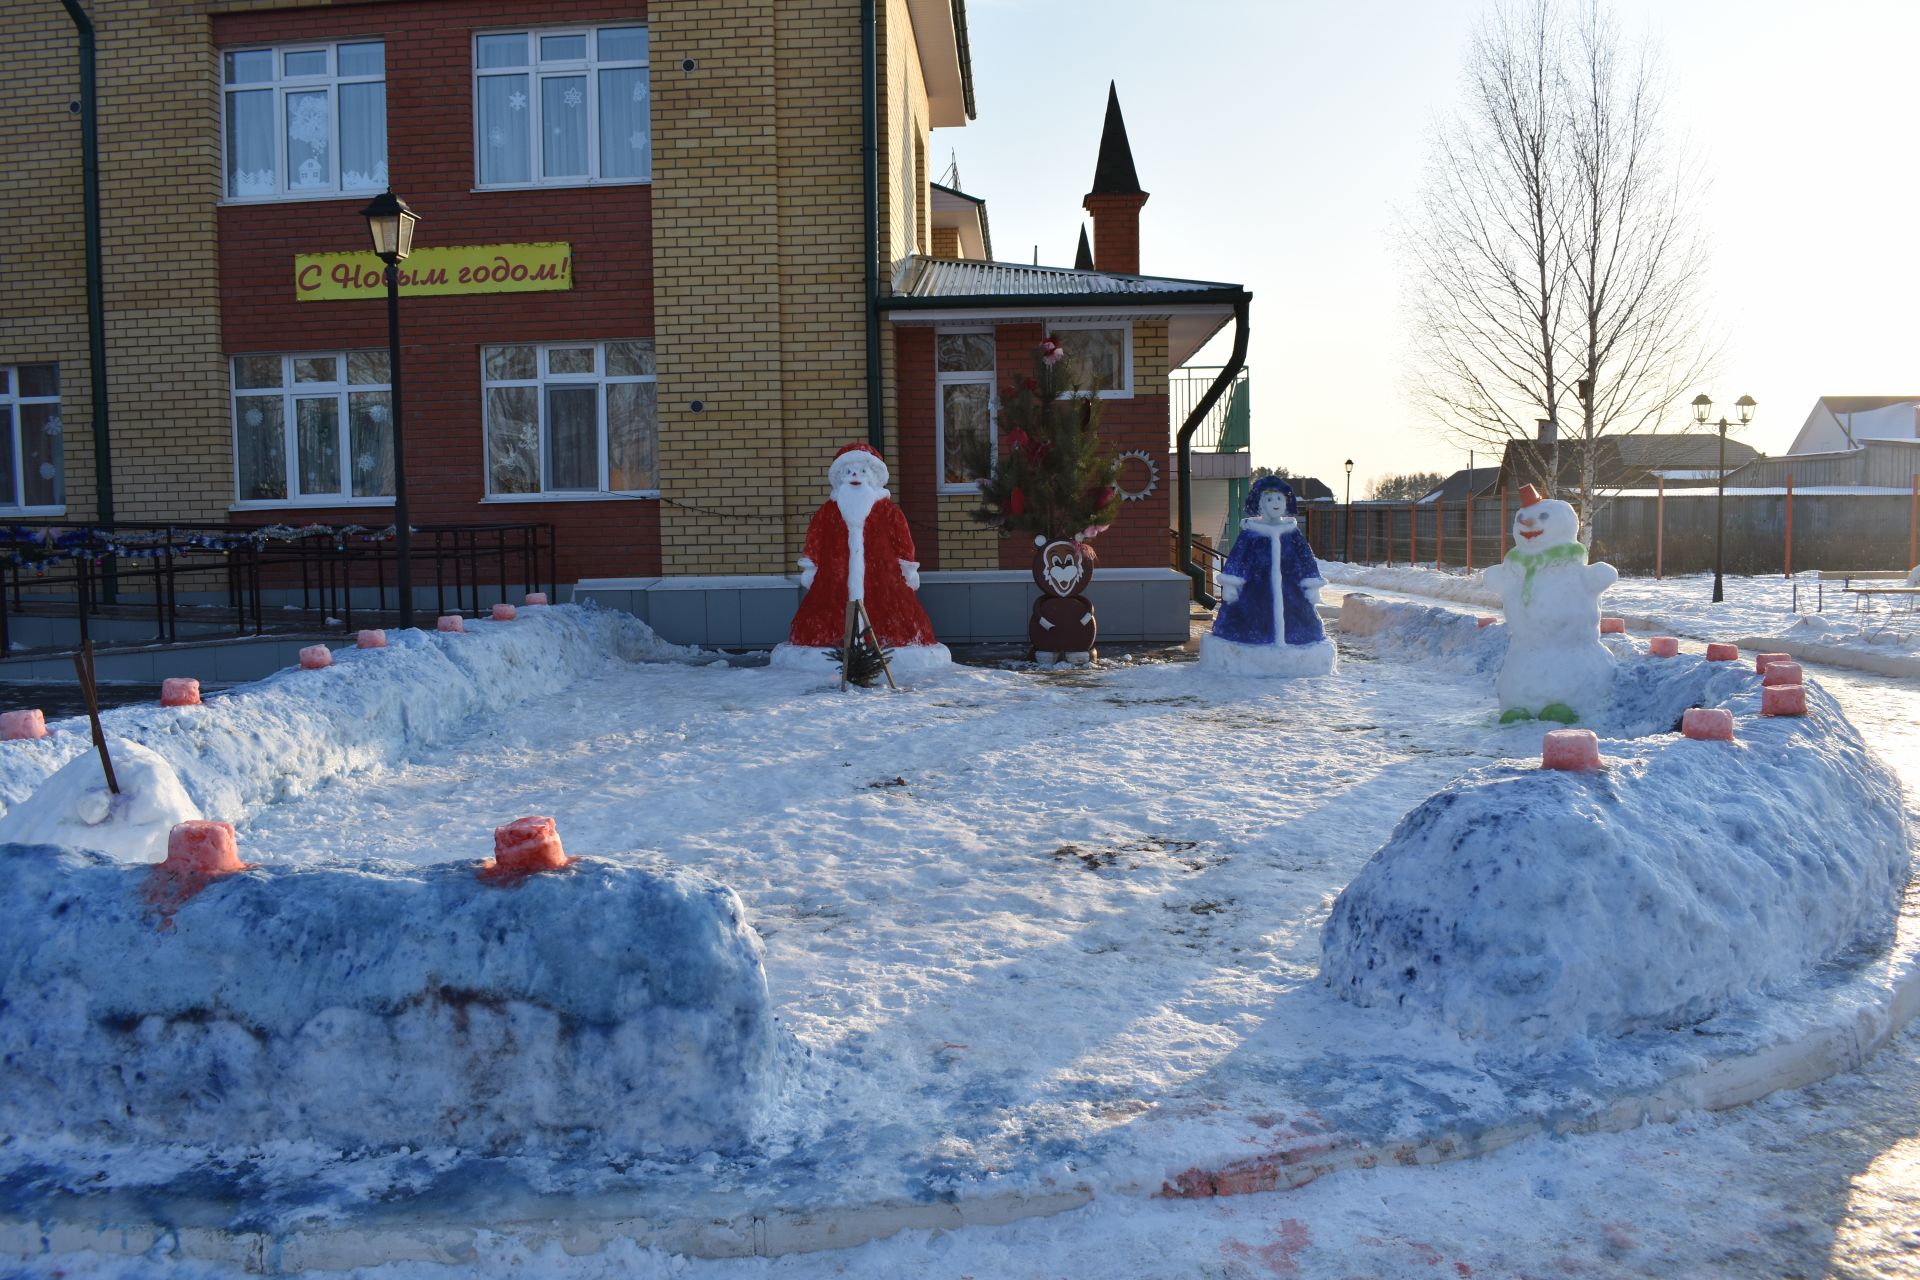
929,182,992,260
1497,434,1761,493
1417,466,1501,503
1787,397,1920,454
884,256,1248,366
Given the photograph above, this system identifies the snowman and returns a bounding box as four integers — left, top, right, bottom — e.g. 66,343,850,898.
1479,485,1617,723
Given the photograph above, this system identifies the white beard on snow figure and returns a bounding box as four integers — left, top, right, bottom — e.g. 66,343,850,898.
1478,485,1618,724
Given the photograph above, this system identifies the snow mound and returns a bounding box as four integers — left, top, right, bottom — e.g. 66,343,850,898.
1338,592,1508,677
1196,634,1337,676
0,606,698,826
1320,674,1910,1045
0,846,787,1156
0,739,199,863
767,641,954,681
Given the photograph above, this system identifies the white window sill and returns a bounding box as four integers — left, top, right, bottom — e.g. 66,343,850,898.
481,491,659,503
229,499,396,512
0,507,67,518
1055,390,1134,400
472,178,651,193
218,190,385,208
937,483,985,496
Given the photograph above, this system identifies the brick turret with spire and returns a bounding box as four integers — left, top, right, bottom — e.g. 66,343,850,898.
1082,81,1148,275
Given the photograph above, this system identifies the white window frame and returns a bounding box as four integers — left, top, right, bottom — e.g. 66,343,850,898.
230,352,396,510
472,25,651,191
0,364,64,515
480,340,658,501
934,328,996,495
220,40,387,203
1046,320,1134,399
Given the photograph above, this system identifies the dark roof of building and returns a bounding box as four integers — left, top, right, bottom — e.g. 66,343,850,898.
1498,434,1761,489
1073,225,1093,271
1418,466,1501,503
1819,396,1920,415
888,256,1241,301
954,0,977,120
1611,434,1761,469
1089,82,1144,196
1287,475,1334,501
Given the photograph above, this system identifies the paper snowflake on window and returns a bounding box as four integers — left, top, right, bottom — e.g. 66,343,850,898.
488,127,506,148
42,416,60,435
563,86,583,109
245,407,264,427
631,81,646,103
628,131,646,151
37,464,55,481
509,91,527,112
288,95,330,149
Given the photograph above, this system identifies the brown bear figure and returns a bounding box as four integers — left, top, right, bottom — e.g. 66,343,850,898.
1030,538,1097,664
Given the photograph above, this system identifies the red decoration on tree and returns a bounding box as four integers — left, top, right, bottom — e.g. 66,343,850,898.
968,343,1122,546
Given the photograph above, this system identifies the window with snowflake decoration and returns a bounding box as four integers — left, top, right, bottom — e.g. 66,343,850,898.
481,341,657,498
230,353,394,507
222,41,385,200
0,365,63,513
474,26,649,187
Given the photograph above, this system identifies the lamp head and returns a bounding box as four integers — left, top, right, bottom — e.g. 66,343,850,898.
1691,393,1712,426
1735,394,1757,426
359,191,420,264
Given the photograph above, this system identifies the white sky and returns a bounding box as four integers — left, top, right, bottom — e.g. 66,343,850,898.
944,0,1920,495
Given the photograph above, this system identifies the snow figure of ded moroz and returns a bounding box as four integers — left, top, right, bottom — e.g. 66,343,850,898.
771,443,952,676
1198,476,1336,676
1479,485,1618,723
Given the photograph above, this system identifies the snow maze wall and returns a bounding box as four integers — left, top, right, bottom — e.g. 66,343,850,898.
0,608,791,1156
1321,595,1912,1044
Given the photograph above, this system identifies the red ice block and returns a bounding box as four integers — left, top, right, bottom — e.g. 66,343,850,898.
1476,617,1495,629
163,820,245,877
524,592,550,607
0,709,47,741
491,603,517,621
437,615,466,633
1755,652,1791,674
1682,707,1736,741
160,677,201,707
1763,683,1808,717
298,645,332,670
357,629,387,649
1542,729,1603,772
1762,661,1803,687
1648,636,1680,657
1600,617,1626,634
481,815,569,882
1704,643,1739,662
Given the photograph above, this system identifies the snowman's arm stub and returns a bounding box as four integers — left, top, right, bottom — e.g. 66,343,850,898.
1479,562,1514,593
1585,561,1619,592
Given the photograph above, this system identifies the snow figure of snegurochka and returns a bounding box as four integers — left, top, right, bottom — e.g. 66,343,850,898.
1479,484,1618,724
1197,476,1336,676
770,442,952,678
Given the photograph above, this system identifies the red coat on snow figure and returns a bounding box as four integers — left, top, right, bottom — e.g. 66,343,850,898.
785,443,941,652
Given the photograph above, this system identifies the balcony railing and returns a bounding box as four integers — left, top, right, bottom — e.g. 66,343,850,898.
1169,366,1251,453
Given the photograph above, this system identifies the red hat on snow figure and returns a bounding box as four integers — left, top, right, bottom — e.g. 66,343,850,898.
1518,484,1545,507
772,441,952,675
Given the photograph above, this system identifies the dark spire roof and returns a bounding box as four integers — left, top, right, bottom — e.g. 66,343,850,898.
1074,225,1094,271
1089,81,1144,196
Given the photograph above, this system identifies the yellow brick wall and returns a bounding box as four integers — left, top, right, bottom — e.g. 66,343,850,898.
939,491,997,567
1133,320,1169,398
929,225,959,258
2,2,230,524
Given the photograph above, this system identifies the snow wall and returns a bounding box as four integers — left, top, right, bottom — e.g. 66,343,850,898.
0,846,787,1156
0,605,694,856
1322,597,1911,1044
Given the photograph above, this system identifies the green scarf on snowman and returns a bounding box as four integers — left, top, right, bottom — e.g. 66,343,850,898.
1503,540,1588,606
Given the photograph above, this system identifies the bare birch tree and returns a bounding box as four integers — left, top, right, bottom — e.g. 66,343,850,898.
1404,0,1714,535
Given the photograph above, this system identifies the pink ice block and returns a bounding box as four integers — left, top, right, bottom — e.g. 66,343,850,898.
0,709,47,741
524,592,549,607
1600,617,1626,634
1682,707,1736,741
436,615,466,633
1542,729,1602,772
1648,636,1680,657
1476,617,1495,629
298,644,333,670
1762,661,1803,687
1704,643,1739,662
1763,683,1808,717
163,820,245,877
481,815,569,882
1755,652,1791,674
160,677,201,707
491,603,517,621
357,629,387,649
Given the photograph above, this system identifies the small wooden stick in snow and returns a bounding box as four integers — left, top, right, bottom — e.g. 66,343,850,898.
73,640,119,795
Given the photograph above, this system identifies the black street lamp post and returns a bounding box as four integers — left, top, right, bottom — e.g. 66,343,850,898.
1344,458,1354,562
1692,392,1757,604
359,192,421,628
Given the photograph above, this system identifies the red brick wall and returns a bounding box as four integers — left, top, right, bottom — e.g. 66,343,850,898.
893,326,938,568
212,1,659,583
1082,193,1146,276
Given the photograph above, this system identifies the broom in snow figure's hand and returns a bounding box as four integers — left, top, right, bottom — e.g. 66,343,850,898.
835,599,896,690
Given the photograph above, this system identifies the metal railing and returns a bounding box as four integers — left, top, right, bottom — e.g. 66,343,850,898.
1169,366,1250,452
0,520,557,654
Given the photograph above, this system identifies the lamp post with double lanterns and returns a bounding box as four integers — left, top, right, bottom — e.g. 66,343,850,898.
359,192,421,628
1691,392,1756,605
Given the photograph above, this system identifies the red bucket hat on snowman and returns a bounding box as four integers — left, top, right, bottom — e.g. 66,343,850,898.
830,441,889,485
1518,484,1546,506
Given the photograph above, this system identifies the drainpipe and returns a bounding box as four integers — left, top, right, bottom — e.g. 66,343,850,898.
62,0,115,600
1176,295,1249,607
861,0,884,453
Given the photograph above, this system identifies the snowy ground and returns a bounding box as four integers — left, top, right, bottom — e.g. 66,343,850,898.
6,599,1919,1278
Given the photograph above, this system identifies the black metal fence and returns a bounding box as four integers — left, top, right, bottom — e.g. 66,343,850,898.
1293,490,1920,577
0,521,558,653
